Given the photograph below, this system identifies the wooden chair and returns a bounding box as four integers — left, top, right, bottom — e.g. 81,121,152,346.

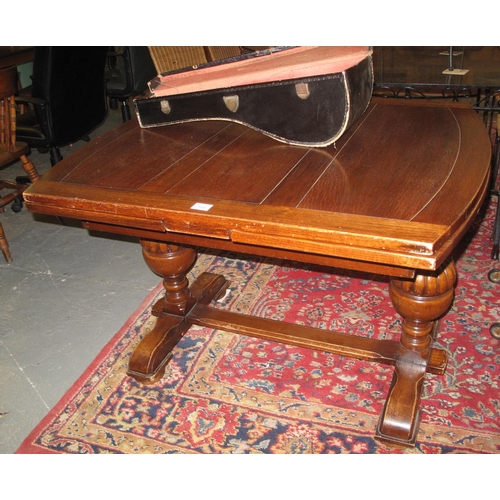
0,65,40,263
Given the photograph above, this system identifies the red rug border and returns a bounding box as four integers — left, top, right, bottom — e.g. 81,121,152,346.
15,283,164,454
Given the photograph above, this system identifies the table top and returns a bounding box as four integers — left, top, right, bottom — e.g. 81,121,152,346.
373,46,500,89
24,98,491,274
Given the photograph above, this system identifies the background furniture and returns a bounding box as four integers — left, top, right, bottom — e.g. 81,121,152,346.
490,114,500,260
106,47,157,122
488,114,500,339
488,265,500,338
15,46,108,166
372,47,500,100
147,46,243,74
0,65,39,262
0,47,34,90
0,47,34,69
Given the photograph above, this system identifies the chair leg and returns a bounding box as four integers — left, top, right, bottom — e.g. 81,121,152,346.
49,147,63,166
120,99,131,122
20,154,40,183
10,155,41,206
0,222,12,263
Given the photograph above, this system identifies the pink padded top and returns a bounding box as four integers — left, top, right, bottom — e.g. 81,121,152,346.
149,46,371,97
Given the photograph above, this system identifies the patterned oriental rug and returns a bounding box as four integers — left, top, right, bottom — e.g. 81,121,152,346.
17,199,500,454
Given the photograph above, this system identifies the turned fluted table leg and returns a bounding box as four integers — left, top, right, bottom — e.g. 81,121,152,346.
376,259,456,447
127,240,229,385
142,240,198,316
127,241,197,384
